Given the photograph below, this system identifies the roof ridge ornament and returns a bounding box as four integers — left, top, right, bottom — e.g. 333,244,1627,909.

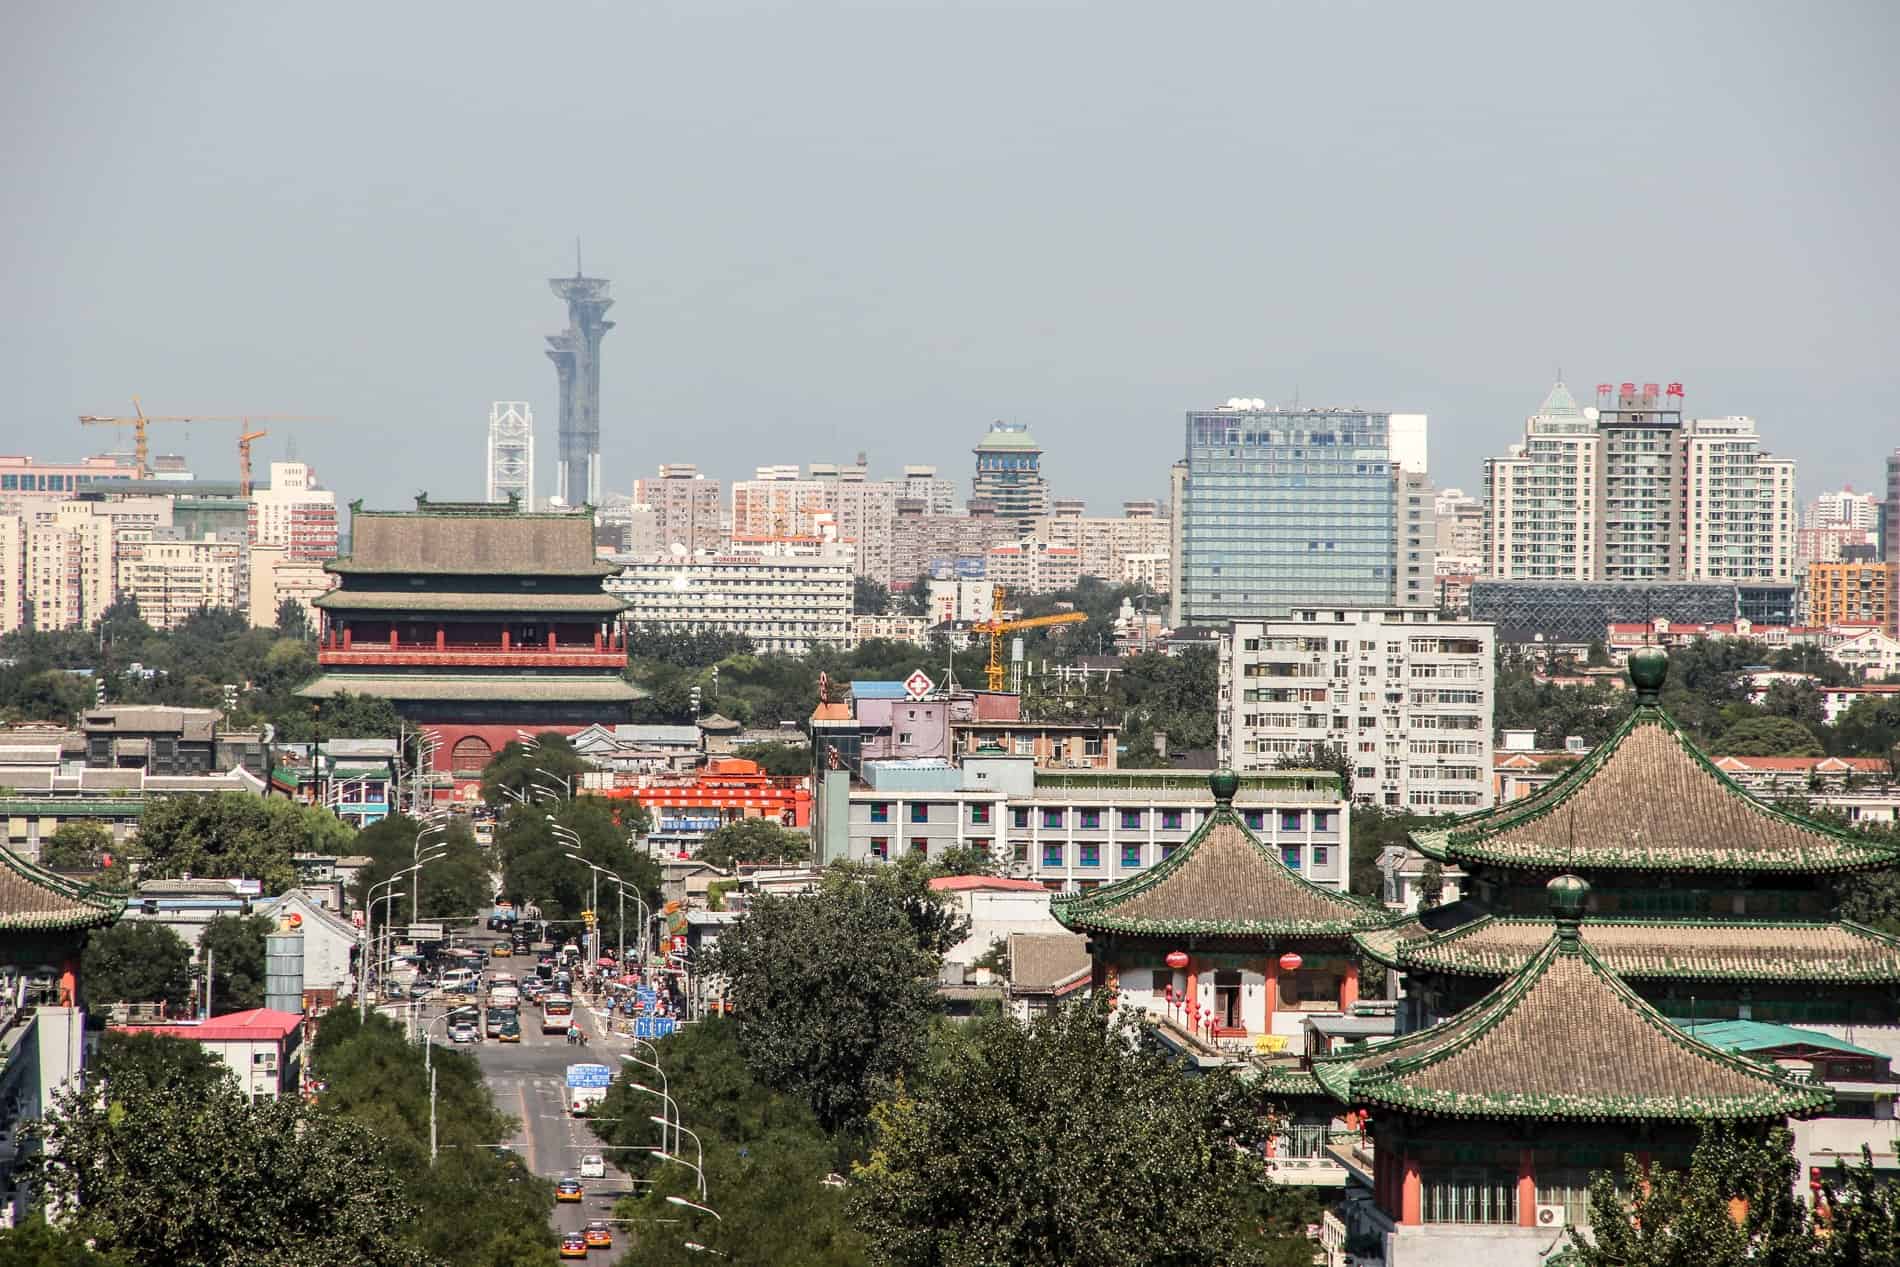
1547,874,1589,950
1209,768,1239,807
1629,646,1668,705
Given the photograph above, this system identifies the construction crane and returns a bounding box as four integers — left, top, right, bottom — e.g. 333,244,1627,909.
974,585,1088,691
76,400,324,483
237,431,268,497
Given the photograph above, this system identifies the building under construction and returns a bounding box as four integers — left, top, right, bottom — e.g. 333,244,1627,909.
546,263,614,508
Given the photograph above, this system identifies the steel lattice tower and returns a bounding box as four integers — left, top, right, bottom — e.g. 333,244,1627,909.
486,402,535,509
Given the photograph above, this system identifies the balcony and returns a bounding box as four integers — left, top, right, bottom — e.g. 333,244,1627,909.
317,632,627,670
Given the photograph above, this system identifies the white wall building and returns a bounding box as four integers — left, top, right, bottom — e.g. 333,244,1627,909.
1029,502,1171,588
608,541,853,655
1221,608,1497,813
1805,488,1880,531
248,462,338,563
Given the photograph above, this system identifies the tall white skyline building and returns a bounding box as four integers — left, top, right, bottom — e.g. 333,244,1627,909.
1804,487,1879,531
486,402,535,510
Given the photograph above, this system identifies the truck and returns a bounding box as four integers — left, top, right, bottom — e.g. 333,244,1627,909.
566,1062,612,1116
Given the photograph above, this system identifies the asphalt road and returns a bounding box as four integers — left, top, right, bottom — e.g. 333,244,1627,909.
424,935,645,1263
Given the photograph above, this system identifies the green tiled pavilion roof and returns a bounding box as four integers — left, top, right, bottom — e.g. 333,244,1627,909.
1315,919,1832,1122
0,847,122,932
1413,706,1900,874
1387,915,1900,983
1353,899,1484,968
1052,773,1385,939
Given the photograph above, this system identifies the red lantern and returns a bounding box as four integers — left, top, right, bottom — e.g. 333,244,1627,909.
1163,983,1174,1003
1165,950,1189,969
1279,952,1304,973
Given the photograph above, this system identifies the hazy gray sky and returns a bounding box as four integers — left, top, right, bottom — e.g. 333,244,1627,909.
4,1,1895,511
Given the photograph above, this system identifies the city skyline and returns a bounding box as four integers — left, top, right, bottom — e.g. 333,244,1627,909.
4,3,1894,513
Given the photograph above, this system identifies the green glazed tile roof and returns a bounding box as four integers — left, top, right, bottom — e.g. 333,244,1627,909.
1051,804,1385,938
1413,707,1900,874
0,846,122,932
1314,929,1832,1122
1389,916,1900,983
1354,899,1485,968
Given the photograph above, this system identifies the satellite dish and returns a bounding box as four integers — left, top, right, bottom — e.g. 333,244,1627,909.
669,541,688,558
1583,407,1600,421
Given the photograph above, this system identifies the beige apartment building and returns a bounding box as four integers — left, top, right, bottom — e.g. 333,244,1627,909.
607,540,853,655
117,533,245,630
247,462,338,562
1029,501,1171,588
729,464,897,583
248,543,335,632
633,464,726,554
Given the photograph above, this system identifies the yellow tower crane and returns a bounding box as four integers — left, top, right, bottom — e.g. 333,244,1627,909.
973,586,1088,691
77,401,325,483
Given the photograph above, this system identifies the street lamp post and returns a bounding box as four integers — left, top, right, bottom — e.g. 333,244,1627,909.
619,1063,675,1155
665,1193,719,1219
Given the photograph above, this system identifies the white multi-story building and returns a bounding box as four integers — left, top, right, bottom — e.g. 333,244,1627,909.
607,540,852,655
633,464,726,555
730,464,898,583
1805,488,1880,531
1483,382,1795,584
1029,501,1172,588
117,532,246,630
1220,608,1496,813
901,465,956,515
985,540,1081,595
0,498,173,633
248,462,338,563
485,401,534,510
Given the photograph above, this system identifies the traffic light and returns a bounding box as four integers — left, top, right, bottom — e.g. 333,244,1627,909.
689,685,702,715
583,910,596,928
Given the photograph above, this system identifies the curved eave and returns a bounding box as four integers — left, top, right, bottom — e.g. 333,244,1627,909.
1052,911,1378,939
1345,1084,1831,1123
1435,844,1900,875
0,905,122,933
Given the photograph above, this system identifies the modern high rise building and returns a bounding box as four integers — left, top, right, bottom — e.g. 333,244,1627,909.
485,402,535,509
1885,450,1900,564
1030,501,1172,588
248,462,338,563
606,540,853,655
1219,608,1496,813
1803,561,1896,630
1805,487,1879,531
729,464,898,582
1483,381,1794,585
632,464,725,555
1177,400,1429,625
546,266,614,507
971,422,1048,526
901,465,956,515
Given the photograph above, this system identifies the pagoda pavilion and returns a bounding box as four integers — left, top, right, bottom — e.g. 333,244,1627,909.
1312,874,1829,1265
298,497,640,799
1361,647,1900,1053
1052,770,1387,1059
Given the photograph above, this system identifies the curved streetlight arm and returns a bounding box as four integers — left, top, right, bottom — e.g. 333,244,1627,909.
665,1193,720,1220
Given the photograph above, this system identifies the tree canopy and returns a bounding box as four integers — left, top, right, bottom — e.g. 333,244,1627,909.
348,814,491,926
696,816,810,870
93,1030,233,1098
81,922,197,1015
493,795,661,954
1711,715,1826,757
134,792,354,895
199,914,275,1012
39,821,114,871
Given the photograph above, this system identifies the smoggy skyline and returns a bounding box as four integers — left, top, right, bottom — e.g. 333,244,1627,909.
3,1,1895,511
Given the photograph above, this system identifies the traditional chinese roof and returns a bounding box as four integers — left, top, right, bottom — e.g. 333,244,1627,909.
332,500,616,577
0,846,123,932
1352,898,1485,968
1314,878,1831,1122
1413,648,1900,874
1253,1066,1326,1097
1051,770,1385,939
1385,915,1900,983
296,673,643,703
312,590,627,614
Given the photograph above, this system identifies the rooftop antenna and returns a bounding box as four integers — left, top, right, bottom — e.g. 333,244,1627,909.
575,236,583,278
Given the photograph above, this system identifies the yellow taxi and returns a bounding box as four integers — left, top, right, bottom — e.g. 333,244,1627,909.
491,942,513,958
498,1025,521,1043
584,1221,613,1249
555,1177,583,1203
559,1233,588,1258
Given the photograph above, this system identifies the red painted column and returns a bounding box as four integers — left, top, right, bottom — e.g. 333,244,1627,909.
501,629,511,651
1263,954,1280,1029
547,630,556,650
343,625,352,649
58,958,78,1007
435,626,445,651
1401,1156,1423,1225
593,629,603,651
1518,1148,1537,1226
1340,961,1361,1011
389,628,398,648
1184,959,1198,1032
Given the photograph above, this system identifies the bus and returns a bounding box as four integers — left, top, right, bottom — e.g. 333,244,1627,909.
541,994,574,1035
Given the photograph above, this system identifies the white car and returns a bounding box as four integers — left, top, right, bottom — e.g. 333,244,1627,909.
579,1154,606,1178
450,1023,479,1044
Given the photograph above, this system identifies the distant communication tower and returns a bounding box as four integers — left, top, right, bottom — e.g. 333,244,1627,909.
487,402,535,510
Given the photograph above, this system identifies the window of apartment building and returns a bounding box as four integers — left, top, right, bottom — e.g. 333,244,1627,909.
1313,810,1333,832
910,803,929,823
1244,810,1264,831
1042,808,1064,829
1313,846,1330,866
1078,843,1101,868
970,838,991,857
1042,842,1064,867
1083,737,1103,757
1160,843,1179,862
910,838,928,855
1078,809,1100,830
1120,843,1142,868
870,802,889,823
1161,810,1183,830
870,837,889,860
971,803,991,825
1012,807,1030,829
1281,846,1302,869
1119,809,1142,829
1280,810,1304,831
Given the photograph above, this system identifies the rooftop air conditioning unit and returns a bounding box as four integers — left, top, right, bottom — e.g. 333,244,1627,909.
1534,1203,1565,1228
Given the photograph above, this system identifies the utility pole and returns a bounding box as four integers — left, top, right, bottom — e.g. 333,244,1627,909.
203,947,214,1018
429,1065,437,1165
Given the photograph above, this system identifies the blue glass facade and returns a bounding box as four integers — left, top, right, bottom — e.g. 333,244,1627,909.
1180,408,1401,623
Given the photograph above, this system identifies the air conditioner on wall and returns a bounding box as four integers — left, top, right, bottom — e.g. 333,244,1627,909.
1535,1203,1565,1228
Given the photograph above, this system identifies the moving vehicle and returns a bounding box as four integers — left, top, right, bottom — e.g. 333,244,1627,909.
584,1222,612,1249
485,1008,510,1037
491,942,512,958
541,994,574,1034
450,1023,478,1044
559,1233,587,1258
498,1023,520,1043
566,1063,612,1116
555,1178,583,1203
439,968,480,993
579,1154,606,1179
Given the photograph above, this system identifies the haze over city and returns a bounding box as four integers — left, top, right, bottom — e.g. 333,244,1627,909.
4,0,1895,505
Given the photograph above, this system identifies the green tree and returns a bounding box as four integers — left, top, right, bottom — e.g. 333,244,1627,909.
736,740,813,776
134,792,353,894
349,815,492,923
272,691,403,742
274,597,312,641
94,1029,233,1097
697,817,810,870
1418,859,1445,909
899,576,932,617
931,844,997,877
199,914,274,1012
81,922,196,1014
1760,679,1827,730
853,576,892,615
1712,715,1826,757
711,859,968,1134
853,999,1300,1267
494,797,660,953
479,731,592,803
40,820,113,870
1568,1124,1817,1267
0,1215,135,1266
1831,695,1900,762
31,1074,422,1267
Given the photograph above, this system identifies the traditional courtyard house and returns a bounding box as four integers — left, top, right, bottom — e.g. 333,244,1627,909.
1052,770,1385,1061
1364,648,1900,1055
1318,875,1829,1266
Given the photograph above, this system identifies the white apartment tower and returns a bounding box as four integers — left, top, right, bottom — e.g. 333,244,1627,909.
486,402,535,510
606,540,853,655
1483,381,1599,580
1220,608,1496,813
248,462,339,563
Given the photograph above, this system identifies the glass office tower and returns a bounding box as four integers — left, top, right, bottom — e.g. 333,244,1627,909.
1178,403,1422,625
